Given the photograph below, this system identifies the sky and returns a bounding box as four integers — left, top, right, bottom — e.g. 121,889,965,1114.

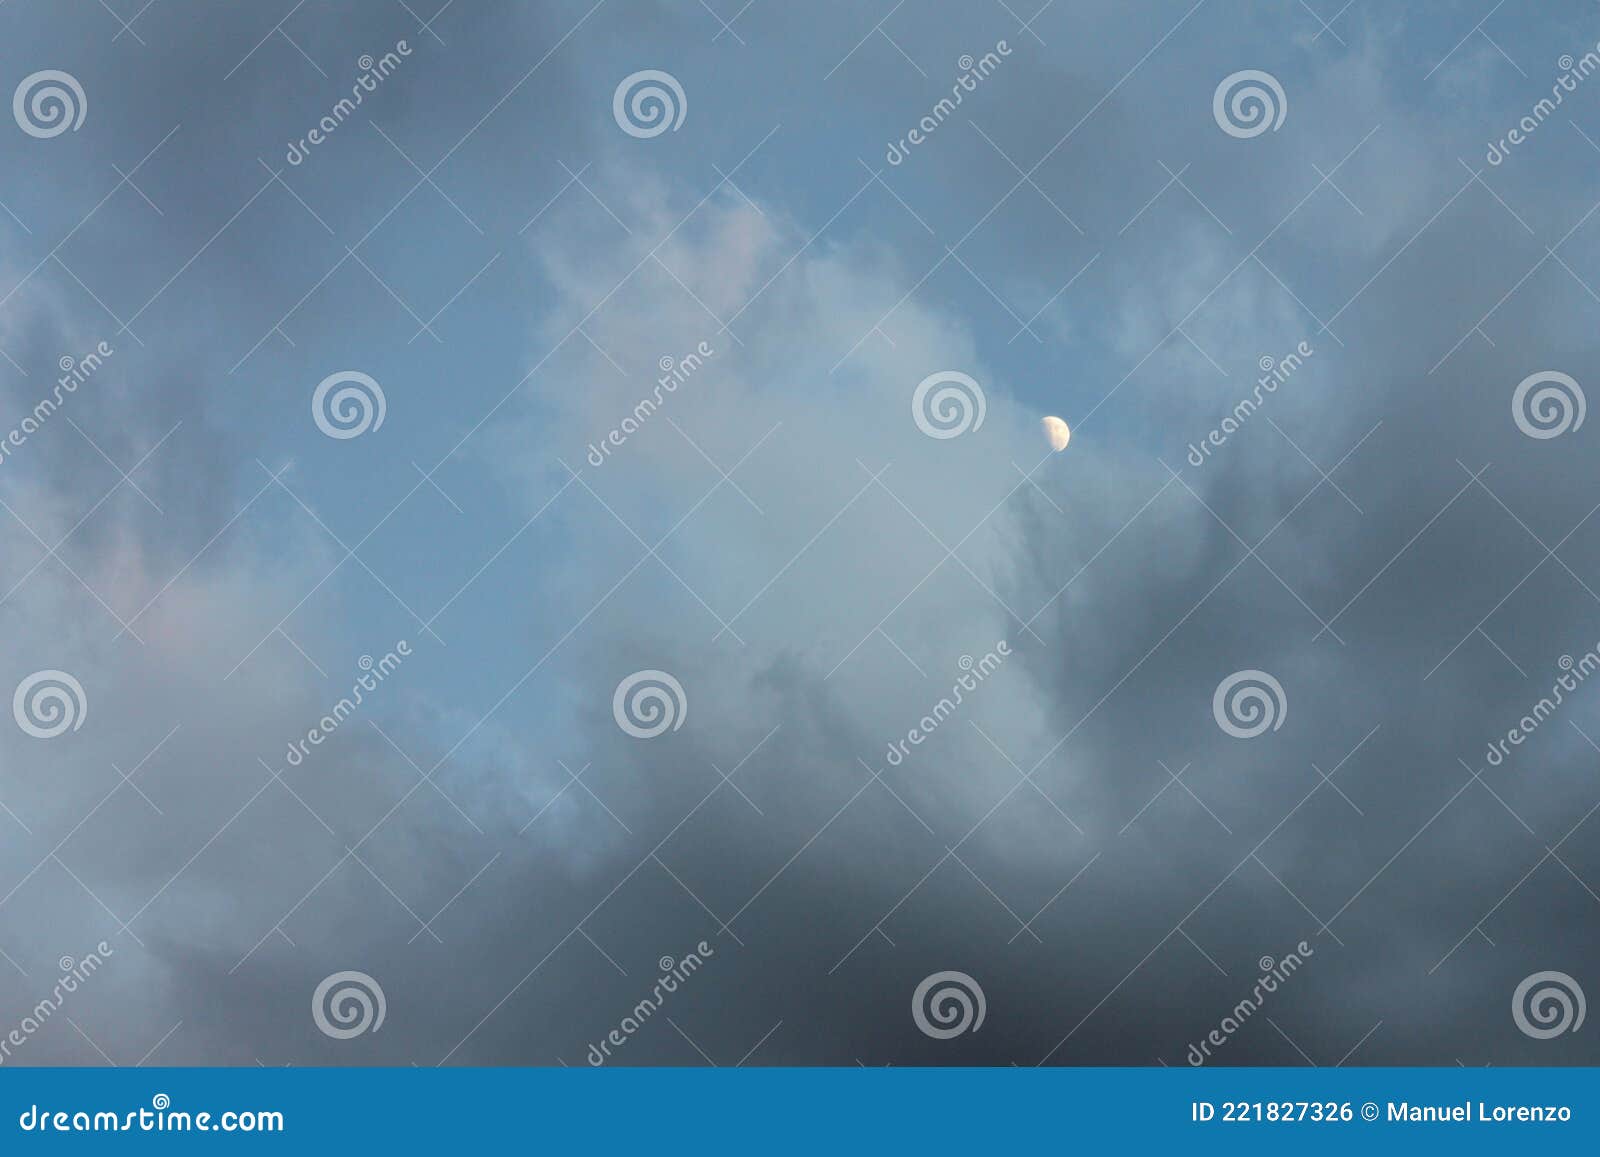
0,0,1598,1066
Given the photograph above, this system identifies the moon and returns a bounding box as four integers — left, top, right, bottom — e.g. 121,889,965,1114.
1041,415,1071,452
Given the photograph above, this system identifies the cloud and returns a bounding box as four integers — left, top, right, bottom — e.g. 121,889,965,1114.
2,0,1599,1070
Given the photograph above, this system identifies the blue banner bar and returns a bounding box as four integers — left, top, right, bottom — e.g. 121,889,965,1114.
0,1068,1595,1151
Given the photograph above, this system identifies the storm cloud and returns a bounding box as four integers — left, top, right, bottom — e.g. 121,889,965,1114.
0,0,1597,1067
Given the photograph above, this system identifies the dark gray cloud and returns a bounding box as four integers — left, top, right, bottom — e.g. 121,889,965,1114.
0,0,1597,1069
